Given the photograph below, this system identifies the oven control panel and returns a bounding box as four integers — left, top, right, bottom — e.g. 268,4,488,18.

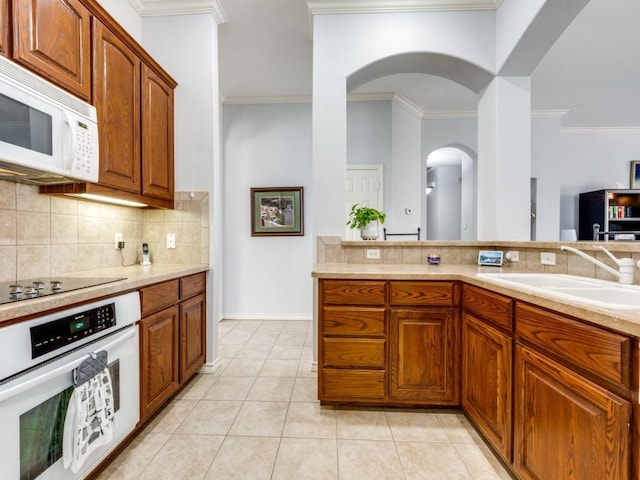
30,303,116,358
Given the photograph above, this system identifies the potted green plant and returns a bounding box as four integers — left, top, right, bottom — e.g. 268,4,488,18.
347,204,386,240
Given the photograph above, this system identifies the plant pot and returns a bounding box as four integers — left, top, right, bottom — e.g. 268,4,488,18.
360,221,380,240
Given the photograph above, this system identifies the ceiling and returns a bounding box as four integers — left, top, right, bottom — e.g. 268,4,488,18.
216,0,639,128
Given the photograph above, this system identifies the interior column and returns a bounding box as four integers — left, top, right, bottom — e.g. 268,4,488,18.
477,76,532,240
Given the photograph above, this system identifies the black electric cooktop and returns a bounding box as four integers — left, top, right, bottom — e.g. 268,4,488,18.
0,277,126,305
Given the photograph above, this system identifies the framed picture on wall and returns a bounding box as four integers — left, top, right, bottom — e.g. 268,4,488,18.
630,161,640,189
251,186,304,236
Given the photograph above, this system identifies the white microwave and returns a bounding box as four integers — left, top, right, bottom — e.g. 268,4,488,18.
0,55,99,185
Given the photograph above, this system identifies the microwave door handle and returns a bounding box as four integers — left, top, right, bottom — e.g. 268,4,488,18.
62,111,77,170
0,326,137,403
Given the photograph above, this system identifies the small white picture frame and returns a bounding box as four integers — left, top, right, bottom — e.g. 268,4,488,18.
478,250,504,266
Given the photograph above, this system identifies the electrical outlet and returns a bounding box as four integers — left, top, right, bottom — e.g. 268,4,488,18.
540,252,556,265
506,251,520,262
167,233,176,249
114,232,123,250
366,249,380,259
117,241,125,250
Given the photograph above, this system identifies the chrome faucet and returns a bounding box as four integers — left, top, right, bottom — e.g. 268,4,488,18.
560,245,635,284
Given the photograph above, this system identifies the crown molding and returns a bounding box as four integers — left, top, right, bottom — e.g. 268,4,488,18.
307,0,500,15
422,110,477,119
561,126,640,134
531,110,569,118
347,92,394,102
131,0,227,23
392,94,424,118
222,95,312,105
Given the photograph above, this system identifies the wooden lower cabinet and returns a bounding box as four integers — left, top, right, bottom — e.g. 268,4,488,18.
513,345,631,480
179,293,206,381
316,277,636,480
461,312,512,461
139,305,179,420
389,307,459,404
139,273,207,422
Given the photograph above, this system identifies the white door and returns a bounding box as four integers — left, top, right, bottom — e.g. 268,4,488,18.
345,165,383,240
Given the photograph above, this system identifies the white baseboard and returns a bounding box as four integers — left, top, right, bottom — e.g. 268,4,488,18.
221,313,312,321
198,359,221,375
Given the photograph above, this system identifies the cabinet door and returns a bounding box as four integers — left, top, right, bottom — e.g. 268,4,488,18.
179,293,206,382
92,19,141,193
141,64,174,201
462,312,512,461
140,306,179,421
13,0,90,100
389,307,459,404
514,345,631,480
0,0,9,56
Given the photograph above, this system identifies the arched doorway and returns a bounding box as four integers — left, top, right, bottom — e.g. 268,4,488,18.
425,146,476,240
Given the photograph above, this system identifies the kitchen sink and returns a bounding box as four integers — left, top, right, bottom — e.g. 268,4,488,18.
477,273,603,289
477,273,640,309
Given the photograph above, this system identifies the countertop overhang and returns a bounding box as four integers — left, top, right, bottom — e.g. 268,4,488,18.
313,263,640,337
0,264,209,326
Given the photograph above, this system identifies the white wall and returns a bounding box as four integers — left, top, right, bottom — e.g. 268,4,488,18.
97,0,142,41
347,100,392,209
389,102,422,233
531,115,562,240
223,103,313,320
559,130,640,230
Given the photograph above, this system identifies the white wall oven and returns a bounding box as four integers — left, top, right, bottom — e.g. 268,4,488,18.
0,292,140,479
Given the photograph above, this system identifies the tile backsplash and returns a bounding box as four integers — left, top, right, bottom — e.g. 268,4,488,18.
316,235,640,283
0,180,209,281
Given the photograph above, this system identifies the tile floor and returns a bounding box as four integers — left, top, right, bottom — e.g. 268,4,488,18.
97,319,512,479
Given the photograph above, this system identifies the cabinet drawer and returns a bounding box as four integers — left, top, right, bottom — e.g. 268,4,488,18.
323,338,385,368
463,284,513,331
140,280,179,316
180,272,206,300
323,306,385,336
515,303,632,389
321,368,386,399
321,280,386,305
390,281,458,306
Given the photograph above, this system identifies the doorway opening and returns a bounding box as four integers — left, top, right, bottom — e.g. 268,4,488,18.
425,146,476,240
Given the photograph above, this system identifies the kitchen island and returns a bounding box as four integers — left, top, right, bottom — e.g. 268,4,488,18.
313,262,639,480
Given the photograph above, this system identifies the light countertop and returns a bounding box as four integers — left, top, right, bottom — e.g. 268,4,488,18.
0,264,209,326
313,263,640,337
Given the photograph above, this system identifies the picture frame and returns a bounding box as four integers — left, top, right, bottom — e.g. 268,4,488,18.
478,250,504,266
630,161,640,189
251,186,304,236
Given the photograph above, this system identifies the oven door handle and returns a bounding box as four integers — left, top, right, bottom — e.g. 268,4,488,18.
0,326,137,403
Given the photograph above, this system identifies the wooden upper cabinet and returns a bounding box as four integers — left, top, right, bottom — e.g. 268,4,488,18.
141,64,174,201
13,0,91,100
92,19,141,193
0,0,9,56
